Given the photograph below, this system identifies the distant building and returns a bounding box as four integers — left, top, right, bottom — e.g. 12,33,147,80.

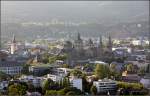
69,76,83,91
56,68,72,77
140,75,150,89
131,39,149,46
0,81,9,90
93,79,117,93
10,34,18,54
46,74,62,82
122,71,141,82
0,61,23,75
19,75,43,87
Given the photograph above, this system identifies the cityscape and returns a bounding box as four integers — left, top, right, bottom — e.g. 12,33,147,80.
0,1,150,96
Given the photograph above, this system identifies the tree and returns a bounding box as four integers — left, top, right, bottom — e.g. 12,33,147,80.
62,77,70,88
0,71,11,81
21,64,31,75
146,64,150,73
27,82,35,92
57,89,66,95
70,69,84,78
45,90,57,95
94,64,110,79
90,85,97,95
66,91,76,95
42,78,54,93
8,83,27,95
126,64,134,72
110,64,121,80
62,64,69,68
110,63,116,73
138,66,146,76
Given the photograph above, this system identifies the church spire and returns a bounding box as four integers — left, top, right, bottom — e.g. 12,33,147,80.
108,35,112,51
77,32,81,40
99,35,103,47
12,34,16,43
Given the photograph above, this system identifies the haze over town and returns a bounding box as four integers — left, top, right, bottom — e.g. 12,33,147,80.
0,1,150,96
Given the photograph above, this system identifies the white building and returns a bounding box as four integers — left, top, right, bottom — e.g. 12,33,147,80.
131,40,149,46
69,76,83,91
0,81,9,90
89,61,107,65
46,74,62,82
140,75,150,89
56,68,72,77
93,79,117,93
19,75,43,87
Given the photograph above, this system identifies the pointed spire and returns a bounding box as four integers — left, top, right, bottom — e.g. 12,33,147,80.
77,32,81,40
88,38,93,44
108,35,112,51
12,34,16,43
99,35,103,47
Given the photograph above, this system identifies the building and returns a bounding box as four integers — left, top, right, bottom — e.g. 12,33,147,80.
0,81,8,90
93,79,117,93
122,71,141,82
56,68,72,77
29,65,51,76
10,34,18,54
19,75,43,87
0,61,23,75
140,75,150,89
46,74,62,82
69,76,83,91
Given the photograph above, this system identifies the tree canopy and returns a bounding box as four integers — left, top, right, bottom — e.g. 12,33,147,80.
94,64,110,79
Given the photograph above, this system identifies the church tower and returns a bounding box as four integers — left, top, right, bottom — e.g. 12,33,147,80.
97,35,103,58
74,32,83,50
107,35,112,52
10,34,17,54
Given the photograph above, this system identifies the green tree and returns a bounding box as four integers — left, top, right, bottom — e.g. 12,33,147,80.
110,64,121,80
45,90,57,95
94,64,110,79
110,63,116,73
8,83,27,95
0,71,11,81
90,85,97,95
62,64,69,68
62,77,70,88
126,64,134,72
57,89,66,95
42,78,54,93
22,64,31,75
138,66,146,76
66,91,76,95
70,69,83,78
48,56,57,64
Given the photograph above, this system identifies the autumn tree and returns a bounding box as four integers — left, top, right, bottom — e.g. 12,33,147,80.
94,64,110,79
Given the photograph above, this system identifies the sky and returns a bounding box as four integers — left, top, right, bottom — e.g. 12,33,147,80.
1,1,149,23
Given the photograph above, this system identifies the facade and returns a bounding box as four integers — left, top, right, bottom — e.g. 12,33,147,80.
46,74,62,82
0,81,9,90
56,68,72,77
140,76,150,89
93,79,117,93
0,61,23,75
69,77,83,91
62,33,112,66
10,35,18,54
19,75,43,87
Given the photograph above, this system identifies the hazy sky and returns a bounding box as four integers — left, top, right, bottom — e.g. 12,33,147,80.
1,1,149,23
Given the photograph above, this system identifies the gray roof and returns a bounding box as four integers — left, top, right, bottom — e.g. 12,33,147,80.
0,61,24,67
